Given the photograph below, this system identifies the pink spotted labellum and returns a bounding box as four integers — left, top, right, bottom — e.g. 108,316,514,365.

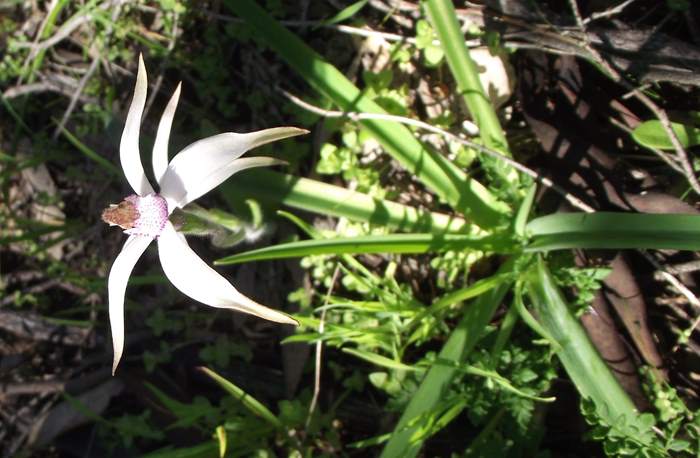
103,55,305,374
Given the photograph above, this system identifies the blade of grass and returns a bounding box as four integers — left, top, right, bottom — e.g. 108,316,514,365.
224,0,511,229
380,259,515,458
514,183,536,237
215,232,514,265
423,0,517,185
25,0,70,82
220,169,470,234
342,348,423,372
198,367,281,429
320,0,370,26
527,212,700,251
140,442,218,458
55,122,120,176
407,272,514,331
454,364,554,403
464,408,506,456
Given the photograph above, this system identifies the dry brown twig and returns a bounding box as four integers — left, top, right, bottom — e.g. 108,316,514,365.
306,265,341,428
52,2,123,139
582,0,639,25
17,0,61,86
15,0,122,54
568,0,700,195
143,10,180,119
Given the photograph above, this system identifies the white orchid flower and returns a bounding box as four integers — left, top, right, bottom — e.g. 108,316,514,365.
103,55,305,374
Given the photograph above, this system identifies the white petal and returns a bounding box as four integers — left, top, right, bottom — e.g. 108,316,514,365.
119,54,154,196
159,127,308,210
108,235,152,375
153,83,182,185
157,222,297,325
162,156,287,211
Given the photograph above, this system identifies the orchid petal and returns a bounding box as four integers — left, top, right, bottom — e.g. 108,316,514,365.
157,222,297,325
108,235,152,375
153,82,182,186
159,127,308,210
119,54,154,196
162,157,287,212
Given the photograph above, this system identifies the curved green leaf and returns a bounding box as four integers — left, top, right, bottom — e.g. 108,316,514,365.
632,119,700,150
215,233,515,265
198,367,281,428
524,258,650,441
424,0,517,185
527,212,700,251
221,169,470,234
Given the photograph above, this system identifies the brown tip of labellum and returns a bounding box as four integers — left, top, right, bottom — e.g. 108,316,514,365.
101,199,139,230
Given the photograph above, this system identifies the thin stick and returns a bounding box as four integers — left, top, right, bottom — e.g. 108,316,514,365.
280,88,596,213
17,0,60,86
582,0,638,25
144,10,180,119
568,0,700,195
306,265,341,428
641,250,700,310
52,3,123,139
15,0,122,53
203,13,484,49
641,249,700,351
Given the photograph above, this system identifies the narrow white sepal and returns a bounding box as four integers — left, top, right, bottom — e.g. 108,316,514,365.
108,235,152,375
119,54,154,196
157,222,298,325
153,82,182,186
159,127,308,211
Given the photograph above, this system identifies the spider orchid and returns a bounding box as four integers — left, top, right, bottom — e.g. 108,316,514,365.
103,55,305,374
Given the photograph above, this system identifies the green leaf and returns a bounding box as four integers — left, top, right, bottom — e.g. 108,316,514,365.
215,233,515,265
631,119,700,149
415,20,433,49
140,442,218,458
513,282,561,351
55,122,120,176
423,44,445,66
320,0,369,26
514,183,536,238
316,143,347,174
527,212,700,251
224,0,511,229
144,383,214,429
215,425,226,458
423,0,517,185
409,272,513,328
380,259,515,458
524,258,647,440
198,367,281,428
455,364,555,403
342,348,423,372
221,169,470,234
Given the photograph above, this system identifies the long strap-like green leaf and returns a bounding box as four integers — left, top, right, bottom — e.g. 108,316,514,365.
527,212,700,251
221,169,470,233
223,0,511,229
423,0,517,186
